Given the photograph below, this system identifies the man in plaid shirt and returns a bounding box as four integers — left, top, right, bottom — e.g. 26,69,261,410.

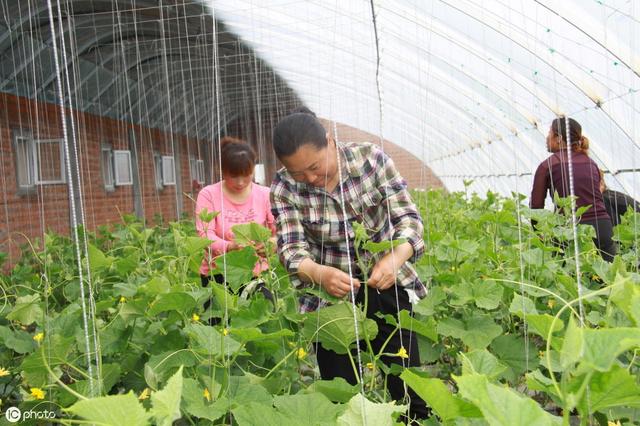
270,108,429,420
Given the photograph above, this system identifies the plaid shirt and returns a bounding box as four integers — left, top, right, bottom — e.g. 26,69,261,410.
270,142,427,313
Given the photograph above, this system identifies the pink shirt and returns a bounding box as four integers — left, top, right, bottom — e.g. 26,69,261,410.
195,181,275,276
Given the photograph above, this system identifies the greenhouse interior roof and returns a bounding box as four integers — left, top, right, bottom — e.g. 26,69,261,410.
211,0,640,199
0,0,638,199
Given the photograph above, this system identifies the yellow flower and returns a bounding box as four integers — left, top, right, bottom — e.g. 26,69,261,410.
119,296,126,303
396,347,409,359
539,351,545,358
0,367,9,377
547,299,556,309
33,332,44,343
296,348,307,360
30,387,45,400
608,421,622,426
366,362,374,371
192,313,200,322
203,388,211,402
222,328,229,336
138,388,151,400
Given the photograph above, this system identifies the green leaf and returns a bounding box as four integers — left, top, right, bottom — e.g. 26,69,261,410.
151,366,183,426
459,350,508,380
232,402,294,426
336,394,406,426
304,378,360,403
388,310,437,342
363,238,406,254
455,373,562,426
509,294,538,316
437,313,502,349
0,327,36,354
526,370,560,400
232,222,273,245
198,207,218,224
400,369,481,422
7,294,43,325
20,334,75,386
560,317,582,368
148,292,196,316
580,327,640,371
145,351,197,388
212,247,258,292
230,327,294,343
575,365,640,414
273,393,345,425
183,236,212,256
181,378,227,421
490,335,539,379
225,376,274,407
471,280,503,310
509,296,564,339
302,303,378,354
185,323,243,357
609,273,640,326
413,287,446,316
66,391,149,425
58,364,123,407
525,314,564,340
87,243,113,272
138,276,171,295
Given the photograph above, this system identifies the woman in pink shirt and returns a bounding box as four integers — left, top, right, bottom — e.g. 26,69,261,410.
195,137,276,313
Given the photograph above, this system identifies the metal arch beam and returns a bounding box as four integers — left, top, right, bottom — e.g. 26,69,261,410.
102,56,216,118
0,0,168,55
34,13,201,99
534,0,639,78
370,1,620,174
0,33,52,90
226,11,540,151
408,0,629,169
120,57,255,125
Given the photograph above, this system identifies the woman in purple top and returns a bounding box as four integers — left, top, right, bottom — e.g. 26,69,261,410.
530,117,616,262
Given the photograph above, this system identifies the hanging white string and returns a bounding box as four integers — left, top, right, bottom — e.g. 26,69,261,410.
369,0,413,407
56,0,102,388
45,0,97,396
562,116,586,326
332,122,367,424
508,1,530,373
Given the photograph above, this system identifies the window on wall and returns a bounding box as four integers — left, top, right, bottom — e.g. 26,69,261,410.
34,139,65,184
14,135,35,190
14,134,66,192
161,156,176,185
113,150,133,186
101,145,115,191
190,157,205,184
153,151,163,190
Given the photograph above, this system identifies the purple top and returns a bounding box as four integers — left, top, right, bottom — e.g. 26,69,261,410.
530,151,610,222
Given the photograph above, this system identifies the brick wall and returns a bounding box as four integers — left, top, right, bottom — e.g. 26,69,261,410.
0,93,442,267
0,92,210,266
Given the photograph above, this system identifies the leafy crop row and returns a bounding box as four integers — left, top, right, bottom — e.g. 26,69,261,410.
0,189,638,425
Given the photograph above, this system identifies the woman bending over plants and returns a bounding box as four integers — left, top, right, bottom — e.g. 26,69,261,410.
270,108,429,420
195,137,276,317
